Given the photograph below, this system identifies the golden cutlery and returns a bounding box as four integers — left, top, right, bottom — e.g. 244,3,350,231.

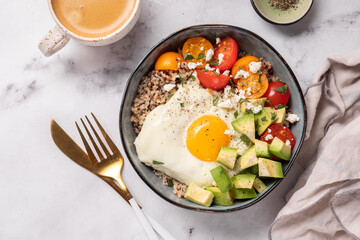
51,114,176,240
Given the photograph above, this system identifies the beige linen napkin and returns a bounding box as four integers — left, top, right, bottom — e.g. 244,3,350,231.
269,49,360,240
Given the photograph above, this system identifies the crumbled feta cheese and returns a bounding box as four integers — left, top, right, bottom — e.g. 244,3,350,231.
218,53,224,65
163,83,176,91
187,62,202,70
249,61,262,73
216,37,221,45
210,106,218,112
200,46,204,51
217,99,233,109
205,49,214,61
246,102,263,114
285,140,291,146
238,89,246,99
224,129,231,135
192,71,197,78
205,64,215,71
215,68,220,75
265,134,274,141
234,69,249,79
268,128,272,133
246,87,252,96
286,113,300,123
222,70,230,76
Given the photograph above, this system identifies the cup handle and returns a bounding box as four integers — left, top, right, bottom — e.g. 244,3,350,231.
38,25,70,57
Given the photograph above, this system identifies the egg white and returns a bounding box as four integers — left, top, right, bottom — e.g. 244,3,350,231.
134,82,248,187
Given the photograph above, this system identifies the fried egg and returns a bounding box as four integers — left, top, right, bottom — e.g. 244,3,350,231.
134,82,248,187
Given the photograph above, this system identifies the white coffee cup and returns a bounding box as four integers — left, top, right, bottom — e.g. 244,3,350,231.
39,0,141,57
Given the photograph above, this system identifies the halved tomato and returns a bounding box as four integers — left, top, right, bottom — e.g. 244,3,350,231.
196,69,230,90
263,82,290,109
182,37,214,68
212,37,238,72
231,55,263,79
260,124,295,150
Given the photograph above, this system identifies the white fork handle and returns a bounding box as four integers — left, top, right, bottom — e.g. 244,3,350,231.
143,209,177,240
129,198,159,240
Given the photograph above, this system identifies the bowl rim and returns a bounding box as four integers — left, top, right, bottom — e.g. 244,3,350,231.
119,24,307,212
250,0,314,25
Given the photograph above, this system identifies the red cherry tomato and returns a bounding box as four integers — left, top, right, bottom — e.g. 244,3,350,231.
263,82,289,109
260,124,296,150
196,69,231,90
212,37,238,72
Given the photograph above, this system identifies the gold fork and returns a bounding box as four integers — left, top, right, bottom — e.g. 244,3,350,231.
75,113,163,240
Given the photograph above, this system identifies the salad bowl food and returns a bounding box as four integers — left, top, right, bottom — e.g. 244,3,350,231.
119,25,306,212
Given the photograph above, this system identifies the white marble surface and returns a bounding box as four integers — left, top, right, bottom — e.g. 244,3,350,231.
1,0,360,239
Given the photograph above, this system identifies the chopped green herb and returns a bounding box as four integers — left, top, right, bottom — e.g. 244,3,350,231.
247,53,251,56
224,48,227,50
271,112,276,121
153,160,164,165
191,75,196,81
207,59,219,66
240,82,246,87
261,116,267,121
236,155,241,160
258,72,263,85
234,110,239,119
180,102,184,108
197,53,205,60
230,79,236,87
201,69,208,72
274,84,288,95
230,88,236,94
178,74,184,87
168,93,173,98
213,97,219,106
264,99,274,108
177,98,181,101
277,104,288,109
240,134,250,146
167,179,173,187
213,70,219,76
239,98,250,103
184,53,194,61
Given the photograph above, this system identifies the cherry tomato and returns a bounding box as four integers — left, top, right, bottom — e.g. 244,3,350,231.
260,124,295,150
263,82,289,109
196,69,230,90
155,52,184,70
182,37,214,68
212,37,238,72
231,55,263,79
236,73,269,99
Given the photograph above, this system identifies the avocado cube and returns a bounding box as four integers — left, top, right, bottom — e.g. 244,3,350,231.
210,166,233,193
275,108,286,124
231,113,255,143
206,187,233,206
230,188,257,199
240,98,266,114
255,139,272,158
232,174,256,189
269,137,291,160
255,109,273,136
258,158,284,178
253,177,267,193
216,146,238,169
240,146,258,169
185,183,214,207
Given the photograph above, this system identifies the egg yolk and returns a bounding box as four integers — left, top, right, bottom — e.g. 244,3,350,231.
186,115,230,162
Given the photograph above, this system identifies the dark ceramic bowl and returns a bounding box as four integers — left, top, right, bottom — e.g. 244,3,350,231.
119,25,307,212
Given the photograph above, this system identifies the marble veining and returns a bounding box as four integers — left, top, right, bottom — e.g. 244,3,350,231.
1,0,360,239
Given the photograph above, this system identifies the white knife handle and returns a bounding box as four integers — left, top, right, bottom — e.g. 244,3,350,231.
143,209,177,240
129,198,159,240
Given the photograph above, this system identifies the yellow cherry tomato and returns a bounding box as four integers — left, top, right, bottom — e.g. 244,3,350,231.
182,37,214,68
155,52,184,70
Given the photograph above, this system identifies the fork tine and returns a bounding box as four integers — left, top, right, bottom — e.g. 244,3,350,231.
85,115,111,157
91,113,119,154
75,121,97,164
80,117,105,161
